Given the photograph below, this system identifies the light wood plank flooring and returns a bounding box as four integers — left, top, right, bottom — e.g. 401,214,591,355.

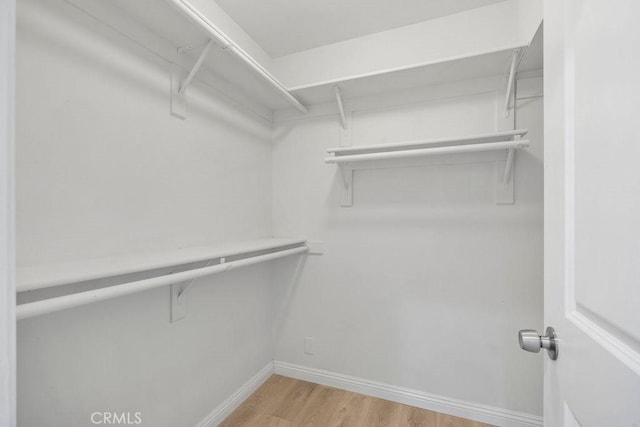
220,375,494,427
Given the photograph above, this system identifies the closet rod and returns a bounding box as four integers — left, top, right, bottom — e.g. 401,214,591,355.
166,0,308,113
16,246,309,320
325,140,529,164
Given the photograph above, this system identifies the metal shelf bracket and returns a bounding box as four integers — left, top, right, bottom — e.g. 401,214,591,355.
171,257,228,322
504,48,523,118
170,39,214,120
179,39,214,95
334,85,347,130
502,148,516,184
338,164,353,207
495,135,521,204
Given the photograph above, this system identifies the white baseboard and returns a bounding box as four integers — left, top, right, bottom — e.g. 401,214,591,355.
195,361,274,427
273,361,542,427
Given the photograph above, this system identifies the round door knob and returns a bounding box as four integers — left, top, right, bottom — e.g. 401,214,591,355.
519,329,542,353
518,327,558,360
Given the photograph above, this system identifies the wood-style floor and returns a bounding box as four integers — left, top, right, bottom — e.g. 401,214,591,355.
220,375,494,427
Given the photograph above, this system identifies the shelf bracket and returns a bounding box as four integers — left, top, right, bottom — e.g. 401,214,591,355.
170,39,214,120
338,164,353,207
339,111,353,147
170,63,187,120
179,39,215,96
504,48,522,118
495,138,519,204
170,257,230,322
334,85,348,130
502,148,516,184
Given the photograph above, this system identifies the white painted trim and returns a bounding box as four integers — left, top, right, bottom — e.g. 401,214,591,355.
193,360,542,427
0,0,16,424
274,361,542,427
194,362,274,427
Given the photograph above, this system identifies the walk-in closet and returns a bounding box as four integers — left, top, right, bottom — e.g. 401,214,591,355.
2,0,639,426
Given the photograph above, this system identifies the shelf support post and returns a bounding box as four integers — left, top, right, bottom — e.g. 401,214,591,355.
504,48,521,118
334,85,347,130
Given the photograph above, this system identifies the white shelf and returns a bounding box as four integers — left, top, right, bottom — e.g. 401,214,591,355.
325,129,530,207
60,1,540,114
327,139,529,164
291,46,529,105
17,237,306,292
326,129,529,158
63,0,306,115
165,0,307,114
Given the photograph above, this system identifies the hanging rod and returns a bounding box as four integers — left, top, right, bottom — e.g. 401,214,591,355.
165,0,308,113
327,129,528,155
325,140,530,164
17,246,309,320
18,238,307,292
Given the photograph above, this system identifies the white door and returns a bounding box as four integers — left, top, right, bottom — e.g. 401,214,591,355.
541,0,640,425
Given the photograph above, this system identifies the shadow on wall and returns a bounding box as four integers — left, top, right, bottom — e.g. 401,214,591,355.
271,254,308,342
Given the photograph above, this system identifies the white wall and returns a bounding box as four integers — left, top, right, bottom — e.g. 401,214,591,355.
271,77,544,416
16,0,274,425
16,0,273,267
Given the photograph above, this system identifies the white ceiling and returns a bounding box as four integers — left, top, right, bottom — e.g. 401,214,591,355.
214,0,508,57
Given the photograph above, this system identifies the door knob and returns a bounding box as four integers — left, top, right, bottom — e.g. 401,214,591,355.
518,326,558,360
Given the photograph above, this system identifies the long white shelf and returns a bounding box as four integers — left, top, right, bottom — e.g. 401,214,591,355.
62,0,306,116
17,244,310,320
61,0,540,114
325,129,530,207
291,46,529,106
17,237,307,292
165,0,307,113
